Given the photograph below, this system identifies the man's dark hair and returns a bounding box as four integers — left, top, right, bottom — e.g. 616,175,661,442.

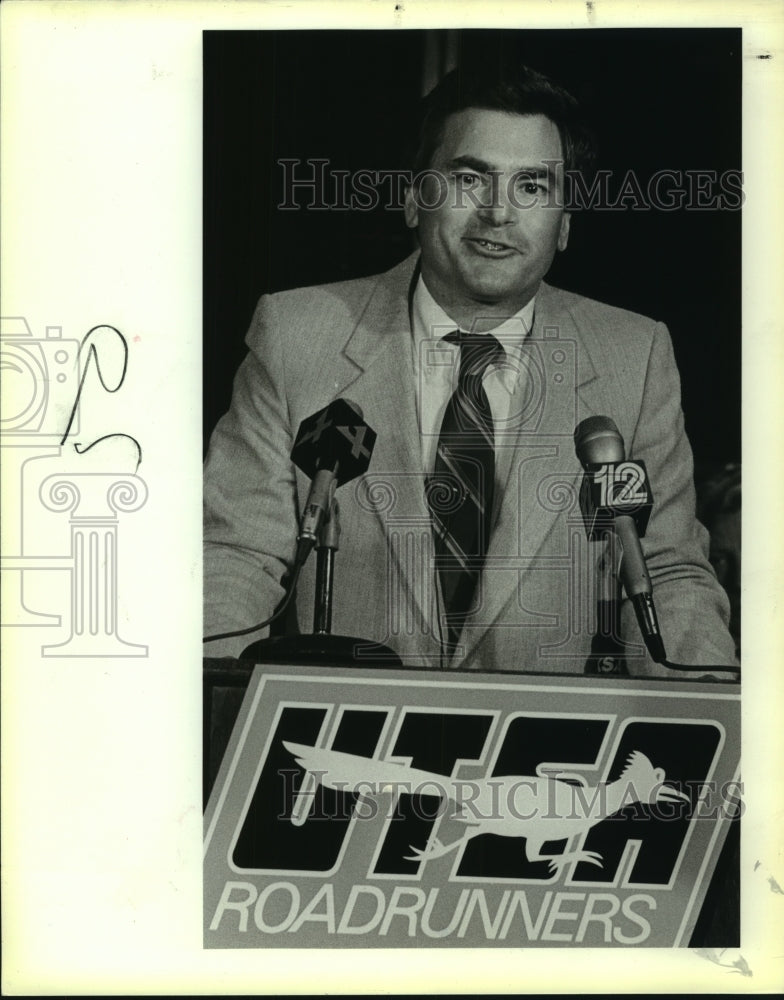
413,65,597,179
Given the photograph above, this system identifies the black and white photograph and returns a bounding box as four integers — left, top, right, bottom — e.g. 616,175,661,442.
2,1,782,994
202,27,742,950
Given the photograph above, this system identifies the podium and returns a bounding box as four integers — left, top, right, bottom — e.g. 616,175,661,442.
203,657,739,950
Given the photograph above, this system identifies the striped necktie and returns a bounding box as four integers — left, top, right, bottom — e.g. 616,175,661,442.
427,330,505,651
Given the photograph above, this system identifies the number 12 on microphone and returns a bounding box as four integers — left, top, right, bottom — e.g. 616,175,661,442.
580,460,653,539
594,461,650,506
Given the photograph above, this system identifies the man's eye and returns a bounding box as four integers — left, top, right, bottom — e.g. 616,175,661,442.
519,179,547,195
454,172,481,188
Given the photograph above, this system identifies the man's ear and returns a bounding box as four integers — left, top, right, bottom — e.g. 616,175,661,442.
557,211,571,252
404,184,419,230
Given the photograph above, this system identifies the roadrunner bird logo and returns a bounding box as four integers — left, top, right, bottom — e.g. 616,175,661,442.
284,742,689,875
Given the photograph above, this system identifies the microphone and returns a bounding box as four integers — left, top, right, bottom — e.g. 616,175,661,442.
574,416,666,664
291,398,376,566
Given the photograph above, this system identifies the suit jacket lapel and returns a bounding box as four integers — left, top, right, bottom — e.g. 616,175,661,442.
330,254,436,630
323,261,610,664
458,281,602,663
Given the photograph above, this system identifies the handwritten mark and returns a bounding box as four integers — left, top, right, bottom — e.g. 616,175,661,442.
60,325,142,472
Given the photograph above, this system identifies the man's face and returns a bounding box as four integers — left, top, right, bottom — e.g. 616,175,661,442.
405,108,570,326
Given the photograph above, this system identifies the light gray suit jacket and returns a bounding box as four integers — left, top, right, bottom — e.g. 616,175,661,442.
204,253,736,674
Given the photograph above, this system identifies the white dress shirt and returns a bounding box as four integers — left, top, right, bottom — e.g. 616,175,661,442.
410,275,536,521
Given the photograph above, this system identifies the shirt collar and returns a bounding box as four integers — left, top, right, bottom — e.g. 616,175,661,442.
411,274,536,364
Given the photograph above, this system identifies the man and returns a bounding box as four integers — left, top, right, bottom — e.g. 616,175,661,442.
203,66,737,674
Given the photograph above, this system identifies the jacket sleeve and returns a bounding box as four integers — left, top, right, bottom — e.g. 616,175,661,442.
203,295,299,658
622,321,738,678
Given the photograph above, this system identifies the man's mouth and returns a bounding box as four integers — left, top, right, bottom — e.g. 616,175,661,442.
466,237,516,254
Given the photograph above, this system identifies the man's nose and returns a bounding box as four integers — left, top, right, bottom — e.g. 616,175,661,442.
477,177,516,226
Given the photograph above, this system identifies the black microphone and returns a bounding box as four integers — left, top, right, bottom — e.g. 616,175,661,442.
291,398,376,566
574,416,666,664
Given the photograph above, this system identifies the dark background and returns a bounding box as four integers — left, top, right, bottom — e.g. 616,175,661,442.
203,28,741,466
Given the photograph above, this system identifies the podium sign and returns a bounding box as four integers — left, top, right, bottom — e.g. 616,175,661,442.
204,664,740,949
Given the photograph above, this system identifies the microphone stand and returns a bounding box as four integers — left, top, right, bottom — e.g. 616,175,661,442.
241,500,402,666
586,527,627,674
313,499,339,636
